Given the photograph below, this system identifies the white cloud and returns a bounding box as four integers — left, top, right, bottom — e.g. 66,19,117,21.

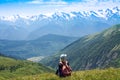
28,0,42,4
27,0,67,5
0,0,120,17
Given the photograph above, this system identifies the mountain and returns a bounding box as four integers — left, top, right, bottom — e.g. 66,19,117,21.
0,55,53,79
41,24,120,70
0,34,77,59
0,7,120,40
0,21,29,40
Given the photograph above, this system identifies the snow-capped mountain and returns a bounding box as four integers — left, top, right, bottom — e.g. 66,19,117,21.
1,6,120,21
0,6,120,40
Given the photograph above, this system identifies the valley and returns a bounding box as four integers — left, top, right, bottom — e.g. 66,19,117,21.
41,24,120,70
0,1,120,79
0,34,77,59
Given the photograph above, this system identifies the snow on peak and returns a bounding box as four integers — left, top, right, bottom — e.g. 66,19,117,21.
0,6,120,21
0,15,18,22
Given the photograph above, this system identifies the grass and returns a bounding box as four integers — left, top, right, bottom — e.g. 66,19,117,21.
11,67,120,80
0,56,54,79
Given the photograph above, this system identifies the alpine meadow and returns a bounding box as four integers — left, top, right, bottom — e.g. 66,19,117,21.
0,0,120,80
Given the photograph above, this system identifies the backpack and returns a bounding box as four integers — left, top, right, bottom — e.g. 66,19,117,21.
61,62,72,76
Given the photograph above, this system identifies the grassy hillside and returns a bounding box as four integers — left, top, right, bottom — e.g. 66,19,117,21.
41,24,120,70
0,56,53,79
0,34,77,59
11,68,120,80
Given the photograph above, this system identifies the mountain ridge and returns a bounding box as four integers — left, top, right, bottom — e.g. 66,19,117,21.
0,34,77,59
0,6,120,40
41,24,120,70
0,6,120,21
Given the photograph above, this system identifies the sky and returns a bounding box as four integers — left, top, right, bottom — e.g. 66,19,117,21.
0,0,81,4
0,0,120,18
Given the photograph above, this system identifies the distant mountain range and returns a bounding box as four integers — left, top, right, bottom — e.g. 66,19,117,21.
41,24,120,70
0,34,77,59
0,6,120,40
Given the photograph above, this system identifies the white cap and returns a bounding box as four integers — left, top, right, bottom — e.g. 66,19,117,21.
60,54,67,58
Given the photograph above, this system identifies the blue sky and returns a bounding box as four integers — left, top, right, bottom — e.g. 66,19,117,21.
0,0,120,18
0,0,119,4
0,0,82,4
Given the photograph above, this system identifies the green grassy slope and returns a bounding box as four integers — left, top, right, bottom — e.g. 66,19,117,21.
0,56,54,79
0,34,77,59
11,68,120,80
41,24,120,70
